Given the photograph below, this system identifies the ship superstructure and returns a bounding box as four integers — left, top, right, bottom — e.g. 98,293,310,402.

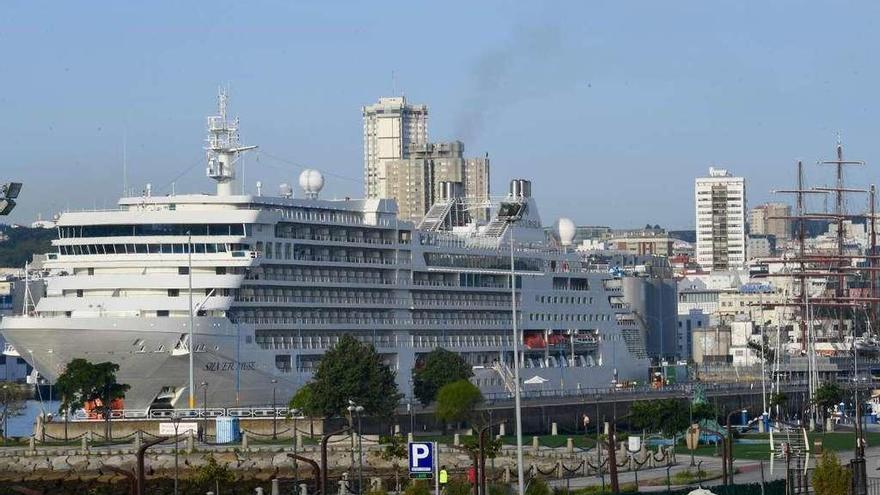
1,93,649,409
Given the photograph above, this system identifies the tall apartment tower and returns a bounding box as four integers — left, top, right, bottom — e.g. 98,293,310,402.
362,97,428,198
749,203,792,240
379,141,490,223
695,167,746,271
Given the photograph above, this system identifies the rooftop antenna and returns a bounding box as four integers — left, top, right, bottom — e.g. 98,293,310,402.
205,87,258,196
122,130,127,197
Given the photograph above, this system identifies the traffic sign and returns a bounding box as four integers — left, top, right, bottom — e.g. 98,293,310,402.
409,442,434,475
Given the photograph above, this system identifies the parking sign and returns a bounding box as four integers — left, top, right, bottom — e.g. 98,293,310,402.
409,442,434,479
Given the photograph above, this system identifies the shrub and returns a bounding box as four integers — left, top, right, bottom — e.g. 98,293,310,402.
525,478,551,495
405,480,431,495
812,451,850,495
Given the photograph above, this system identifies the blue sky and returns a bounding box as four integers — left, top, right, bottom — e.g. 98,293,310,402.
2,1,879,229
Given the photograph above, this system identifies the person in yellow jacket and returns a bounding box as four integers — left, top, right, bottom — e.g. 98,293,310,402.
439,465,449,492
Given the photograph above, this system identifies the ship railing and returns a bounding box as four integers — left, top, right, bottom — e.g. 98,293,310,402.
241,317,512,327
69,407,300,422
235,295,404,305
292,255,395,265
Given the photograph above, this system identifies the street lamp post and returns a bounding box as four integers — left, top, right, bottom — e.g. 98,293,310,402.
726,409,746,486
271,379,278,440
187,232,195,410
502,207,525,495
172,413,181,495
200,381,208,441
348,401,365,495
1,384,8,446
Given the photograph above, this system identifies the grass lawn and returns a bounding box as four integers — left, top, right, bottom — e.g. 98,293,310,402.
415,434,597,450
683,431,880,460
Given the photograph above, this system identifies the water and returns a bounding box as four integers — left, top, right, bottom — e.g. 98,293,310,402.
5,399,60,437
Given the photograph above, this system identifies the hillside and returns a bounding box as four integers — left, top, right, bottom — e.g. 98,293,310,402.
0,225,56,268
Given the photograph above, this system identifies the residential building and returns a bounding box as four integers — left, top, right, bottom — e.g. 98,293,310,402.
362,96,428,198
749,202,791,240
747,235,774,260
379,141,490,223
605,234,676,256
695,167,747,270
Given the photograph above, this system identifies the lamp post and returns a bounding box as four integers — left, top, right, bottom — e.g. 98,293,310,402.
200,381,208,441
347,401,365,495
271,379,278,440
172,413,181,495
726,409,746,486
187,231,195,410
500,202,526,495
1,384,8,446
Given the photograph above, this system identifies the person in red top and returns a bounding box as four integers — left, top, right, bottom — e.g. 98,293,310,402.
467,465,476,485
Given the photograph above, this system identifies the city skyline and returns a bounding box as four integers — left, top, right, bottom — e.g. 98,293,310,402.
3,1,880,229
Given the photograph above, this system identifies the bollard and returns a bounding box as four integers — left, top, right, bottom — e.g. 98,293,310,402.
551,422,558,436
394,424,400,435
503,466,510,483
296,431,303,450
271,478,280,495
134,430,142,451
556,461,563,479
499,423,506,437
453,433,460,446
338,480,348,495
255,488,264,495
242,431,249,451
81,436,89,455
566,437,573,454
299,483,308,495
186,431,195,454
407,432,414,443
28,436,35,455
532,436,540,451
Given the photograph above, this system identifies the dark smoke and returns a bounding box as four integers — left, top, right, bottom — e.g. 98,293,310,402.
455,24,565,142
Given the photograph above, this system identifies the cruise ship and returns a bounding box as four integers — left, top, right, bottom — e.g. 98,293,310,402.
0,93,650,410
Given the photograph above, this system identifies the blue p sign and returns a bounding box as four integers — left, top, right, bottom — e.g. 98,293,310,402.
409,442,433,473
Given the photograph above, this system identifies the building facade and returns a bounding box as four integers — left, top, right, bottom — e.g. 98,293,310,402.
362,96,428,198
695,167,746,270
749,202,791,240
379,141,490,223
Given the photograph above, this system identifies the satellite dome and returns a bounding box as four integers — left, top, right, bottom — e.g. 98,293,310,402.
299,169,325,198
556,217,576,246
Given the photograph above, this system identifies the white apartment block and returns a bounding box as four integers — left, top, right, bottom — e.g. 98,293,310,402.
362,97,428,198
695,167,746,271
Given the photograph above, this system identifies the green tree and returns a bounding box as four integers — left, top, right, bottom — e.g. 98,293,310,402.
691,401,717,422
0,382,30,439
813,382,844,422
630,399,689,439
435,379,482,424
770,391,788,410
413,348,473,405
289,383,318,416
380,434,408,493
194,455,235,495
306,335,402,417
812,451,850,495
54,359,130,418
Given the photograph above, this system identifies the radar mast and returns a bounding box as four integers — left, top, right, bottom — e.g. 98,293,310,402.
206,88,257,196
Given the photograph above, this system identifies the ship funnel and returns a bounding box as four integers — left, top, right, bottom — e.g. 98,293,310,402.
509,179,531,199
438,181,464,201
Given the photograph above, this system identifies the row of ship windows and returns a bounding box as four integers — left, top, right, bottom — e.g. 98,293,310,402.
529,313,610,323
536,295,594,305
58,243,250,256
58,223,246,238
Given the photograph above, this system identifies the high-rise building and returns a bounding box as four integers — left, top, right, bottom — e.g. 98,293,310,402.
362,97,428,198
379,141,490,223
749,202,791,240
695,167,746,271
